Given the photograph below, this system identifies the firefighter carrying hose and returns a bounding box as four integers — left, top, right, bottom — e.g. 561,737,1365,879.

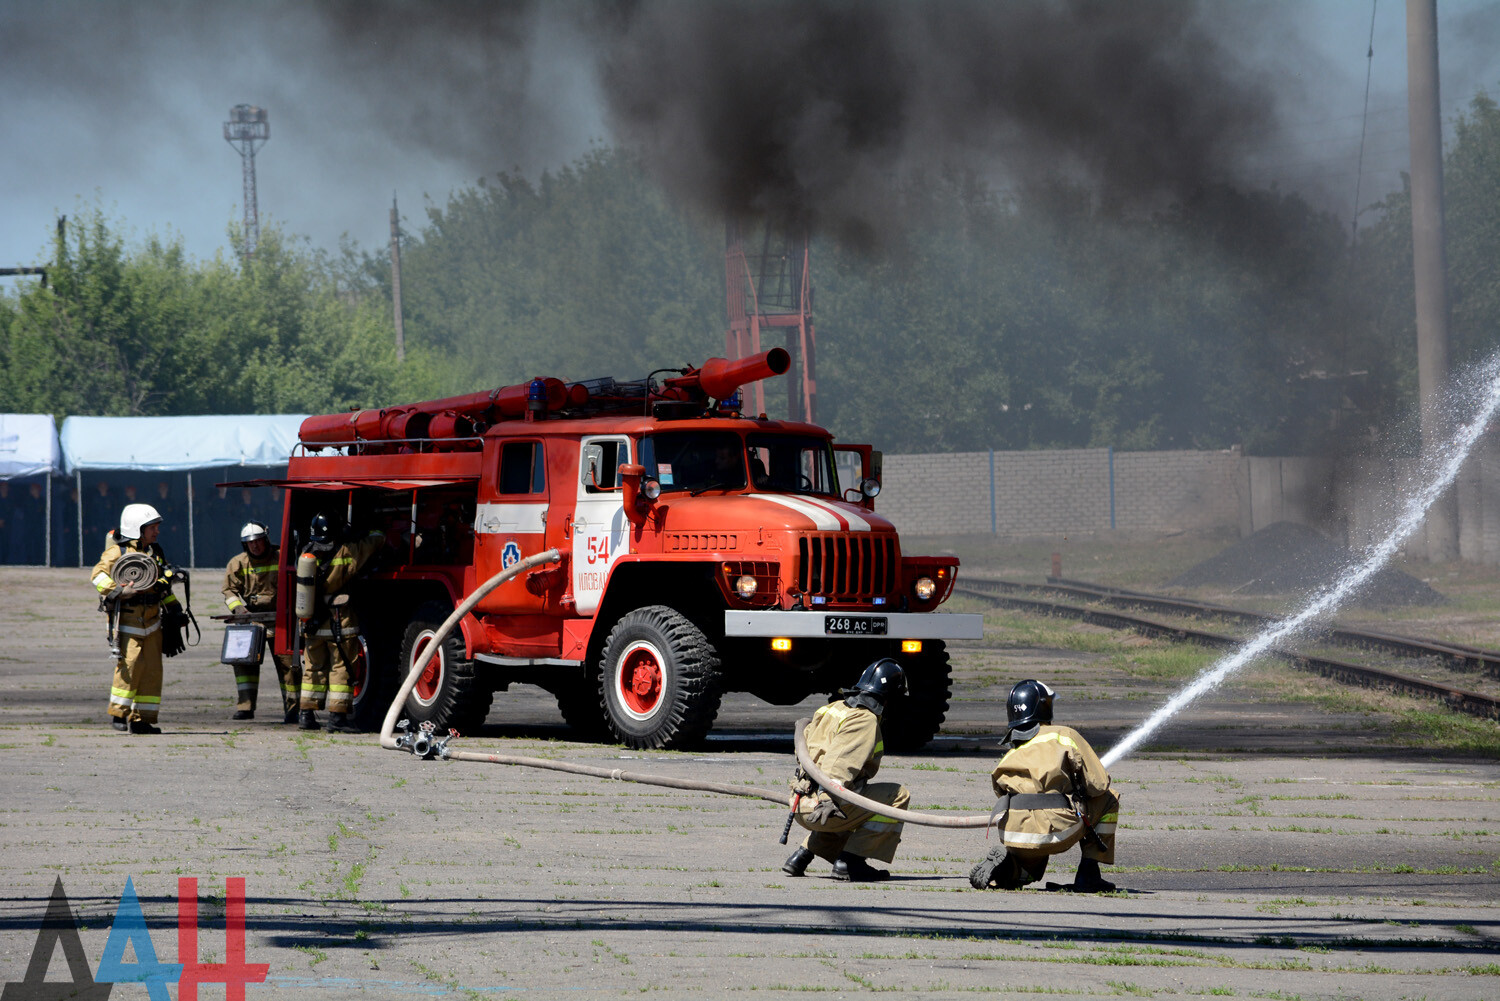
296,513,384,733
969,680,1120,893
782,658,911,882
91,503,189,735
222,521,299,722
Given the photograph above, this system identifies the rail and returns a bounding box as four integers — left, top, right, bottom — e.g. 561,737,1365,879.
955,581,1500,722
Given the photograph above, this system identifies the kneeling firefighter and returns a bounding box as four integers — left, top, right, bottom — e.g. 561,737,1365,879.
222,521,300,723
782,659,911,882
295,513,385,733
970,680,1120,892
91,503,192,735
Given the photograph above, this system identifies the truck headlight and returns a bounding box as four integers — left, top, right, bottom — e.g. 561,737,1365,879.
913,576,936,601
642,478,661,500
736,575,758,599
861,477,881,498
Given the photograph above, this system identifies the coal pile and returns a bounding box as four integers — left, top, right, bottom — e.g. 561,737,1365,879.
1168,522,1444,606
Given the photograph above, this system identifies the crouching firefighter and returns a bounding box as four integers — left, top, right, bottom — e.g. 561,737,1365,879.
222,521,300,722
91,503,192,735
295,513,384,733
969,680,1120,893
782,659,911,882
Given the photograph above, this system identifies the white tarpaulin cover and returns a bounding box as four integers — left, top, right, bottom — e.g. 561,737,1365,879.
0,414,62,478
60,414,308,472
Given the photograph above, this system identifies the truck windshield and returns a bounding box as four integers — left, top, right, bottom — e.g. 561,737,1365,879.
641,432,747,494
640,431,839,497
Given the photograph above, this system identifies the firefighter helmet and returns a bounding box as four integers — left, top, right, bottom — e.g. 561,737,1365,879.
851,658,907,705
240,521,269,552
307,512,337,549
1007,679,1055,742
118,503,163,541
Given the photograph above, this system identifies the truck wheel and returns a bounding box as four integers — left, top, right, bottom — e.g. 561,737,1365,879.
598,606,722,750
881,641,952,752
345,634,382,731
399,602,492,733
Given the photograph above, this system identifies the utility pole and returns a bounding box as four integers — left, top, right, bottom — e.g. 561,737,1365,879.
1406,0,1457,560
390,194,405,363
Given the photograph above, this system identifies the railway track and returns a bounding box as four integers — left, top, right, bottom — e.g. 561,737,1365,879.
954,577,1500,723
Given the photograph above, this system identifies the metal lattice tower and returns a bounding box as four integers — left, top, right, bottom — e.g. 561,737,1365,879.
223,104,269,258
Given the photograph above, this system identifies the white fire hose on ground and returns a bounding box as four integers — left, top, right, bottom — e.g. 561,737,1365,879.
379,548,995,829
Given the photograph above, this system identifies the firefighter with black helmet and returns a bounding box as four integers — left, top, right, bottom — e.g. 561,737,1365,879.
296,512,385,733
782,658,911,882
90,503,185,734
969,679,1120,892
222,521,299,722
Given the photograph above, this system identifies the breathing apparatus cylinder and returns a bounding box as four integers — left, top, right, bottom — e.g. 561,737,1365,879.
294,552,320,620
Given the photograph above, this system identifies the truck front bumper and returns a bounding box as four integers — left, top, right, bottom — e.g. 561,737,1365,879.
723,610,984,640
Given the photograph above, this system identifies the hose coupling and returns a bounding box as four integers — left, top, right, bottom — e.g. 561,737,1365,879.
395,719,459,760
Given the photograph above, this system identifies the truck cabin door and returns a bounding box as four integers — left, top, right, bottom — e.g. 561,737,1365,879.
474,438,549,613
572,436,631,615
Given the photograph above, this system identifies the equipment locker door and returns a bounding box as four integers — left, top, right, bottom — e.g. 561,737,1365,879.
572,436,631,616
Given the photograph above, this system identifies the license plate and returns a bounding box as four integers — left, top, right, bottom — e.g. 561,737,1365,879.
824,615,887,636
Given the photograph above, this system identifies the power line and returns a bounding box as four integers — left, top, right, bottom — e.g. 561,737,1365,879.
1351,0,1380,244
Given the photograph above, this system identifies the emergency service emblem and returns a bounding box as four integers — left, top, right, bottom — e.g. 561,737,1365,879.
501,540,522,569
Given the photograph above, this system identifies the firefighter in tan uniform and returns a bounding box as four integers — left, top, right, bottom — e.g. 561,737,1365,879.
222,521,299,722
297,513,385,733
91,503,186,734
969,680,1120,892
782,659,911,882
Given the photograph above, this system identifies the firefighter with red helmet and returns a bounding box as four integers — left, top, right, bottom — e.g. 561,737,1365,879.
222,521,299,722
969,680,1120,892
91,503,186,734
297,513,384,733
782,659,911,882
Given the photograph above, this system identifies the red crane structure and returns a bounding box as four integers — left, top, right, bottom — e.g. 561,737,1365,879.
724,222,816,423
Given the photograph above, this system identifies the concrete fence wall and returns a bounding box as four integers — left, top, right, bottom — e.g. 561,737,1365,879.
879,439,1500,564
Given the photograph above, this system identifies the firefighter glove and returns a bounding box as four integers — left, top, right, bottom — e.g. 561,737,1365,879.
806,797,846,826
162,606,188,657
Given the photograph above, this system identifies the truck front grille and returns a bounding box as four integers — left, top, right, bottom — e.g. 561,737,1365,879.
797,534,897,601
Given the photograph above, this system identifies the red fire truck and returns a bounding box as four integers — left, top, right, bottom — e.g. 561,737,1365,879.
257,348,981,750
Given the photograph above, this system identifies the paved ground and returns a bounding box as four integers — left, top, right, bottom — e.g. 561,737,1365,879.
0,567,1496,999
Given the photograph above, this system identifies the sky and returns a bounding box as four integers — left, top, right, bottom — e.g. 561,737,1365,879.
2,0,1498,271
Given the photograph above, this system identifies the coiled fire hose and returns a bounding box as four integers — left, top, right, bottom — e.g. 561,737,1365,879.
379,548,997,828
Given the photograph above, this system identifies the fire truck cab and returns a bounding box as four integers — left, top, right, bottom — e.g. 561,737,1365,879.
262,348,982,750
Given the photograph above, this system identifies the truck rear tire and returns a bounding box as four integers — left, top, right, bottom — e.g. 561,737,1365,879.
881,641,952,752
598,606,721,750
399,601,492,734
553,670,610,740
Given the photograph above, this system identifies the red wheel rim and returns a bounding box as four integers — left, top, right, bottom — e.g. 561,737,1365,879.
412,632,443,705
617,642,664,718
348,636,370,707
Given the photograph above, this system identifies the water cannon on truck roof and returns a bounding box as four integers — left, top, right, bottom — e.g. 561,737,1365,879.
256,348,981,750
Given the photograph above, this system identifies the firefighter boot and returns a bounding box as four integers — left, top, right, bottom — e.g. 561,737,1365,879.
232,710,254,721
1072,857,1116,893
782,847,815,877
969,847,1008,889
283,707,299,725
325,712,361,734
831,852,890,882
129,720,162,735
111,717,128,733
298,709,320,731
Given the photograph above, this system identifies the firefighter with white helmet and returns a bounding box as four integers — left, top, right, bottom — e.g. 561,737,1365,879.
296,512,385,733
90,503,185,734
782,658,912,882
222,521,299,722
968,680,1121,892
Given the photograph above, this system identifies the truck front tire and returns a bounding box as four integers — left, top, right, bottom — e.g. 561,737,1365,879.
598,606,722,750
398,601,492,734
881,640,953,752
